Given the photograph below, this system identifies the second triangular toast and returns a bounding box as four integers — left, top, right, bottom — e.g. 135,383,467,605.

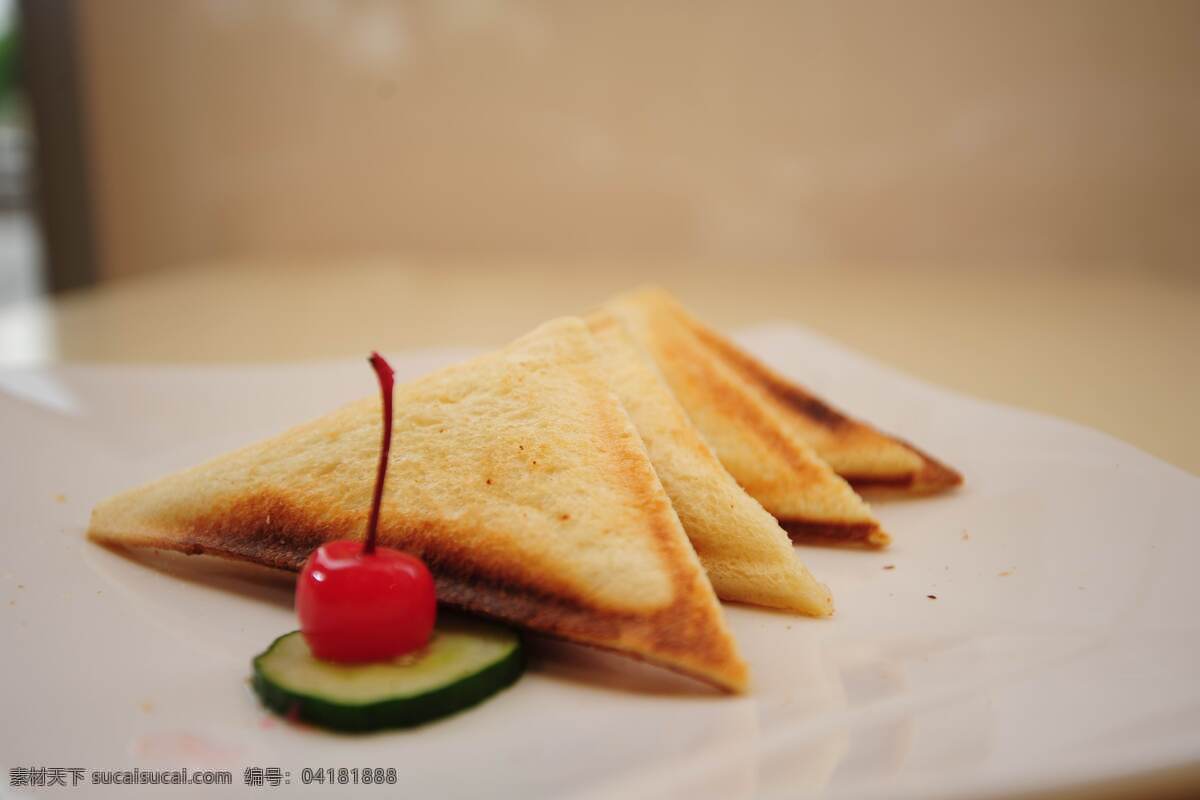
88,318,748,692
587,309,834,616
637,288,962,494
606,291,890,548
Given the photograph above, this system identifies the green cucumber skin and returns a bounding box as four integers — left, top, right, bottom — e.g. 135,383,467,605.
251,631,525,733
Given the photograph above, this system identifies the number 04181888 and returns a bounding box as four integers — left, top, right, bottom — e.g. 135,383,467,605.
300,767,398,785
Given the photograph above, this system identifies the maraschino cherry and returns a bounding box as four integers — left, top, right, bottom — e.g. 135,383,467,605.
296,352,436,663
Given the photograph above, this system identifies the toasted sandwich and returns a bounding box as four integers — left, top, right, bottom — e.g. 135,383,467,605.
587,309,834,616
605,290,890,548
88,318,748,692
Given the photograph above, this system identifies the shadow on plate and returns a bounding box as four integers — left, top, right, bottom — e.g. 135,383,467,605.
98,544,296,610
525,634,724,698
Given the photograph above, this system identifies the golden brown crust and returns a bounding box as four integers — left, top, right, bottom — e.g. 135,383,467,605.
684,309,962,494
607,290,885,546
568,362,748,686
651,321,833,490
90,508,738,693
779,519,892,549
585,307,836,617
689,323,854,431
89,487,745,692
843,439,963,494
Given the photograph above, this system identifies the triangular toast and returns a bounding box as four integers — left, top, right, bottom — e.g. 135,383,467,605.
587,310,834,615
605,291,890,548
677,301,962,494
88,318,748,692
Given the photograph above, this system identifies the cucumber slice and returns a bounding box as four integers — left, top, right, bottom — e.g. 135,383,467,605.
252,613,524,732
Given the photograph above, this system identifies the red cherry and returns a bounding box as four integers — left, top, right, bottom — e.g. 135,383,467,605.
297,540,436,663
295,351,437,663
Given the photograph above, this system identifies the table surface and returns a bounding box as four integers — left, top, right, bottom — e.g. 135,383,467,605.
0,258,1195,476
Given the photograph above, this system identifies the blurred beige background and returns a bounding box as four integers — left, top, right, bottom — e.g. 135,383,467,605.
1,1,1195,478
77,0,1198,278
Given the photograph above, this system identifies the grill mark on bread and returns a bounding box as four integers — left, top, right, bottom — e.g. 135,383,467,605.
586,308,836,617
607,292,888,550
651,316,828,487
126,481,745,690
175,492,329,570
573,347,745,678
177,491,606,611
886,439,962,491
842,473,916,489
681,306,962,492
586,310,715,466
780,519,891,549
687,321,852,431
839,439,962,492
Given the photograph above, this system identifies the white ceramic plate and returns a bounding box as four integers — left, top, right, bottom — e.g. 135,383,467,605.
2,325,1197,800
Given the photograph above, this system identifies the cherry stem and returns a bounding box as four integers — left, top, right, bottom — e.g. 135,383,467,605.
363,351,395,556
